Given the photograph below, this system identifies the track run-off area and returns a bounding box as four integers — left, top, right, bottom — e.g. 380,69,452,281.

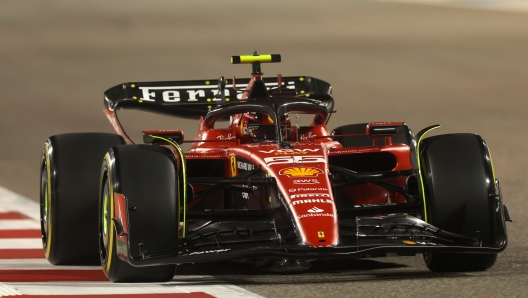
0,186,262,297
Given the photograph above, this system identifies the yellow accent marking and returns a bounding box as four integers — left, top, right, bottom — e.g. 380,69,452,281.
282,167,321,177
299,77,304,81
300,90,305,94
131,84,136,88
226,98,230,102
305,94,310,97
205,81,210,85
104,154,115,273
487,147,497,183
139,100,143,103
267,116,274,123
403,239,416,245
318,231,325,238
238,54,273,64
207,105,212,109
132,96,137,100
207,98,211,102
44,143,52,259
230,156,237,177
151,136,188,237
417,125,441,223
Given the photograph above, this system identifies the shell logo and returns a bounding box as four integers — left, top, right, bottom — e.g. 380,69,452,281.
279,167,323,177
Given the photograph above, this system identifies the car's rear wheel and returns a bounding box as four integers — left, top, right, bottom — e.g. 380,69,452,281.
420,133,497,271
100,145,178,282
40,133,125,265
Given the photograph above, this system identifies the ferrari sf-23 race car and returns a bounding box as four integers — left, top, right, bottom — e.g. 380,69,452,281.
40,54,511,282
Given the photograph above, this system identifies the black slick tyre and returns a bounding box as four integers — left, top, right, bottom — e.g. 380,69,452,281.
100,145,178,282
40,133,125,265
420,133,497,272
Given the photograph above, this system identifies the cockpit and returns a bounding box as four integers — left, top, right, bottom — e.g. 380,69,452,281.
201,98,331,145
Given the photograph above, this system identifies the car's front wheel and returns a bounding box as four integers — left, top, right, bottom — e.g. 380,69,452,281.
420,133,499,272
99,145,178,282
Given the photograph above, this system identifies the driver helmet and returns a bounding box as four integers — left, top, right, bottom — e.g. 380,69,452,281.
239,112,291,142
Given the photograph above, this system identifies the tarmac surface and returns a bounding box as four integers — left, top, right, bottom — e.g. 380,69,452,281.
1,1,527,297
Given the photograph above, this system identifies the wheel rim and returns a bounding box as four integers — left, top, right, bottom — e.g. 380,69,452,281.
40,159,49,247
40,144,53,258
100,170,110,266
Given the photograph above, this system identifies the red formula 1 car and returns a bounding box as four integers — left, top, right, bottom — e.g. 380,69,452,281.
40,54,511,282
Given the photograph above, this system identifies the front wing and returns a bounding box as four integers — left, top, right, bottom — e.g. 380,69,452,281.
114,209,508,267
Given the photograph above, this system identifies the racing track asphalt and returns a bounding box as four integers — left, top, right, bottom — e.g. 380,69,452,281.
1,1,527,297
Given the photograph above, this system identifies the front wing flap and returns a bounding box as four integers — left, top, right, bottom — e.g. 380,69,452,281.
116,213,507,267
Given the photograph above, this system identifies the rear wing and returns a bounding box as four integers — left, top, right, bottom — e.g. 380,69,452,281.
104,76,333,118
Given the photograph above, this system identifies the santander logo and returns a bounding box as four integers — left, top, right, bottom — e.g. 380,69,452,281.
307,206,324,213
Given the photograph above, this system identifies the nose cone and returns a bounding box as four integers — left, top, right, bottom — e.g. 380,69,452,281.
251,144,339,247
289,196,338,246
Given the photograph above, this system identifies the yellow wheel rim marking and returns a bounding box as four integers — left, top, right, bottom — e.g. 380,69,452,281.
44,143,53,259
104,154,115,273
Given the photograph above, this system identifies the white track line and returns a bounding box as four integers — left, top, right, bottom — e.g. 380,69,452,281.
0,238,42,249
0,259,100,270
0,187,39,220
0,283,22,296
9,281,262,297
0,220,40,230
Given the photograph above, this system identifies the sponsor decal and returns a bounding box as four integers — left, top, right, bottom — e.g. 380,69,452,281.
188,248,231,255
293,179,320,184
318,231,325,238
279,167,323,177
185,154,225,158
403,240,416,245
416,241,440,246
264,155,325,166
138,81,295,102
307,206,324,213
291,198,333,205
258,148,320,155
290,193,330,199
289,187,328,192
217,133,236,140
300,132,315,141
331,148,378,154
237,161,256,171
230,155,237,176
297,213,335,219
353,203,397,208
